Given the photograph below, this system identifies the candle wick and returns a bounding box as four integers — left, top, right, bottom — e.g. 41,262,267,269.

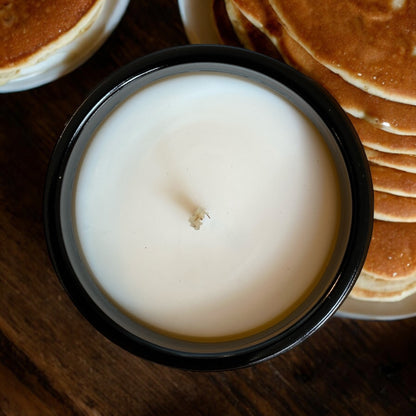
189,207,209,230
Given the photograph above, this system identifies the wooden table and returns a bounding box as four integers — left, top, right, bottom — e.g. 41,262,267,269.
1,1,415,414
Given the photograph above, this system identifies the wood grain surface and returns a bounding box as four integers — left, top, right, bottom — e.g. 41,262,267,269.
1,1,415,415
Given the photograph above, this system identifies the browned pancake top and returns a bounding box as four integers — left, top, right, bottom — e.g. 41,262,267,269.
228,1,416,134
269,0,416,104
363,220,416,279
0,0,100,69
278,30,416,135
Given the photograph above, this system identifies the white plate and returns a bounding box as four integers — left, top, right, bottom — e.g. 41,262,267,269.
178,0,221,44
178,0,416,321
0,0,130,93
337,293,416,320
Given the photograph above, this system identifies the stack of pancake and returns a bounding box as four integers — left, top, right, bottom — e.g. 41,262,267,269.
214,0,416,302
0,0,104,85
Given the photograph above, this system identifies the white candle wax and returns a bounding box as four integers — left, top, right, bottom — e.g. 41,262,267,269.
74,71,341,340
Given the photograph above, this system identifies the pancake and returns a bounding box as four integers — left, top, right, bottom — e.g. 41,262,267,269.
230,0,283,49
277,30,416,136
0,0,103,83
224,0,257,50
365,147,416,173
269,0,416,105
371,164,416,197
351,116,416,155
214,0,416,302
216,0,416,299
363,220,416,280
351,271,416,302
228,0,416,135
222,0,281,58
374,191,416,222
213,0,242,47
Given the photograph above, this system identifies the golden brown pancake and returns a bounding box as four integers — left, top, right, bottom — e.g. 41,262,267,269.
230,0,283,49
278,30,416,136
224,0,257,50
371,164,416,197
213,0,242,47
223,0,281,58
0,0,103,81
228,0,416,135
351,271,416,301
214,0,416,302
365,147,416,173
269,0,416,104
269,0,416,105
222,0,281,58
351,116,416,155
374,191,416,222
363,220,416,280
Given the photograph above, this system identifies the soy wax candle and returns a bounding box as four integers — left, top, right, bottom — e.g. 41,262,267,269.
75,71,339,340
44,46,372,370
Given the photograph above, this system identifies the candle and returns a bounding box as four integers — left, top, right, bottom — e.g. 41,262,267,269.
72,71,341,341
